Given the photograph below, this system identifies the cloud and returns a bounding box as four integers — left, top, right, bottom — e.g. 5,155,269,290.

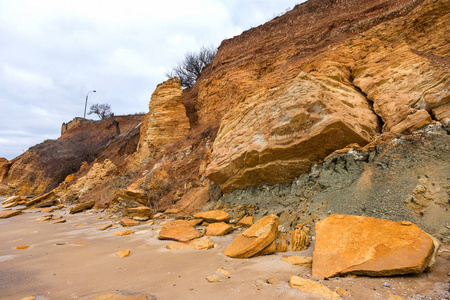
0,0,304,160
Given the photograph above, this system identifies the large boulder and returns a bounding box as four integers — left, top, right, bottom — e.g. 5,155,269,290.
159,220,202,242
312,215,440,279
223,214,279,258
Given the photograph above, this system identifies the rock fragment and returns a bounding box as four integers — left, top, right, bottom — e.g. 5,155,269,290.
0,209,23,219
116,250,131,258
16,245,30,250
159,220,202,242
70,201,95,214
237,216,254,227
223,214,279,258
126,206,153,221
120,218,140,227
92,293,148,300
289,276,341,299
166,236,214,250
98,224,113,231
113,230,135,236
282,256,313,267
206,222,233,236
194,210,230,223
312,214,440,279
206,275,221,283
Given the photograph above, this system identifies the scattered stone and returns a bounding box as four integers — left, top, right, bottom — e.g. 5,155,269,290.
164,208,180,214
37,214,53,221
35,199,58,208
224,214,279,258
120,218,140,227
206,275,221,283
187,219,204,227
289,276,341,300
116,250,131,258
282,256,313,267
206,222,233,236
159,220,202,242
20,297,36,300
0,209,23,219
74,242,87,246
153,213,164,219
217,268,230,275
16,245,30,250
2,195,27,208
312,215,440,279
201,221,210,227
98,224,113,231
194,210,230,223
335,287,351,297
52,219,66,224
92,293,148,300
69,201,95,214
166,236,214,250
113,230,135,236
40,208,55,213
237,216,254,227
127,206,153,221
389,295,403,300
266,278,277,284
25,191,56,207
76,223,88,226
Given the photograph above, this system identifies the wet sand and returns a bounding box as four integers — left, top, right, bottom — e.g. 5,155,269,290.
0,204,449,299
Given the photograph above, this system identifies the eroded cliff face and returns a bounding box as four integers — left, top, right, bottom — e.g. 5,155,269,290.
1,0,448,238
137,78,191,162
0,115,142,196
201,0,449,192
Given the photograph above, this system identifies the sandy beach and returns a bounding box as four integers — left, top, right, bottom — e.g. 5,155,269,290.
0,202,449,300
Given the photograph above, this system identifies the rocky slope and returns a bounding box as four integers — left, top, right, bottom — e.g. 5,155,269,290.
0,0,448,241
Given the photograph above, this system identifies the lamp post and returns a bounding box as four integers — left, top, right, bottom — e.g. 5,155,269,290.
83,90,96,119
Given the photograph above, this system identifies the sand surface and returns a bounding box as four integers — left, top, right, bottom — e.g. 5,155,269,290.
0,203,449,300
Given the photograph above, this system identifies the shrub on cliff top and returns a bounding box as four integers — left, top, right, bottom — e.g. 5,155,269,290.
166,45,217,88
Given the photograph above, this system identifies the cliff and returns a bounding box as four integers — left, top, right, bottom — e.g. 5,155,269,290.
1,0,448,240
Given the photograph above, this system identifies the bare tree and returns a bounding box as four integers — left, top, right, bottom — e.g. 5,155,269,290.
166,45,217,88
88,103,112,120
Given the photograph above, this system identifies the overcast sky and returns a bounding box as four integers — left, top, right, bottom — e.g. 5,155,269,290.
0,0,304,160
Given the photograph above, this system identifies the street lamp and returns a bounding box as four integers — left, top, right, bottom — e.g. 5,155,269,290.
83,90,96,119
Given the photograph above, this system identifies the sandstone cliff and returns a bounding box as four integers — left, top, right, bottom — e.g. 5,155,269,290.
201,0,449,192
0,0,448,240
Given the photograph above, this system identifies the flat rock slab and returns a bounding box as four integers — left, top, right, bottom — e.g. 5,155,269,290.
282,256,313,267
223,214,279,258
206,222,233,236
120,218,140,227
289,276,341,299
312,214,439,279
0,209,23,219
194,210,230,223
92,293,150,300
70,201,95,214
166,236,214,250
126,206,153,220
159,220,202,242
